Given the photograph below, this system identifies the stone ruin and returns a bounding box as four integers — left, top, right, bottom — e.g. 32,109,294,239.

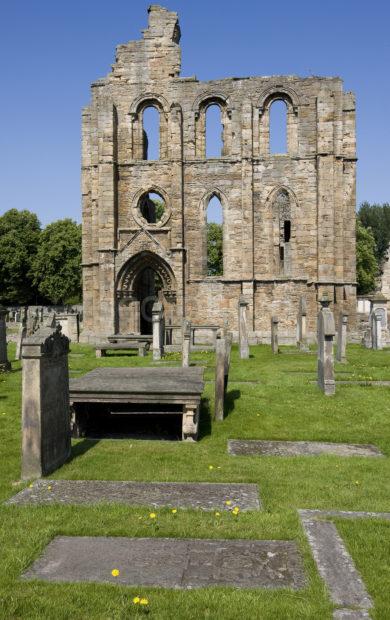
80,4,357,344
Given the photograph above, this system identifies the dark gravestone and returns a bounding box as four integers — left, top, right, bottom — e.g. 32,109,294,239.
7,480,261,510
23,536,306,590
21,324,71,480
0,306,11,371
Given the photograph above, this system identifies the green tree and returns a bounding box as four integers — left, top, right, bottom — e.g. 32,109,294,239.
358,202,390,263
207,223,223,276
0,209,41,304
356,218,378,294
32,219,82,304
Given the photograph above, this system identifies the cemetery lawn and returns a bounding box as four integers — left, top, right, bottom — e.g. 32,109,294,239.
0,343,389,619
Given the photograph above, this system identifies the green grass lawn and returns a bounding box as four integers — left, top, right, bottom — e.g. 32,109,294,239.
0,343,389,619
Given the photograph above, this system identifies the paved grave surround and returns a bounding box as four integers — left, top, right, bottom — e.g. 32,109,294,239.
299,509,390,619
228,440,383,458
22,536,306,590
6,480,261,511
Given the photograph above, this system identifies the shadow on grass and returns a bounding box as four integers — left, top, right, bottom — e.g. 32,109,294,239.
69,438,100,461
224,389,241,417
198,397,211,440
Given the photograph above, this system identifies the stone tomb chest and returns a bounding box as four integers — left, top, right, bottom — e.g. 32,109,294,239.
70,367,204,441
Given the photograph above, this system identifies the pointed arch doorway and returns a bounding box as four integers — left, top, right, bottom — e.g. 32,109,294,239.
116,251,177,335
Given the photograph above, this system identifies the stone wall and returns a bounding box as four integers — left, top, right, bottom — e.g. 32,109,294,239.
81,5,357,343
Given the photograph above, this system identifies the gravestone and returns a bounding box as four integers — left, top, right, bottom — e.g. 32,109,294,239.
297,296,309,351
15,318,27,361
214,335,226,421
317,296,335,396
152,301,164,361
224,331,233,393
336,312,348,363
0,306,11,372
182,319,191,367
372,313,383,350
21,324,71,480
238,295,249,359
271,316,279,354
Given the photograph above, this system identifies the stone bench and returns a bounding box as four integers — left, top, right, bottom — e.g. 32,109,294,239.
95,342,147,358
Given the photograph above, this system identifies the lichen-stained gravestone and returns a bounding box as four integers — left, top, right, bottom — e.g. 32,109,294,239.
297,296,309,352
238,296,249,359
182,318,191,368
152,300,164,361
317,296,336,396
271,316,279,354
336,311,348,363
21,324,71,480
15,318,27,361
0,306,11,372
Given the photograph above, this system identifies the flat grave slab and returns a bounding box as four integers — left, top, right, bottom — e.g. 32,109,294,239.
23,536,306,590
7,480,261,511
228,440,383,458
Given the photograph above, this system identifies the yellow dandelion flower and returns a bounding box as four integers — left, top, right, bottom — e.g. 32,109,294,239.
149,512,157,519
225,500,232,506
111,569,120,577
355,481,360,485
208,465,214,470
29,483,34,488
133,596,140,604
48,486,52,490
215,512,221,517
171,508,177,514
140,598,149,606
232,506,240,515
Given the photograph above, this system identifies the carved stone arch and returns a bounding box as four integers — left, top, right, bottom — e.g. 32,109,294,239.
257,86,300,157
117,250,176,301
129,93,169,160
200,187,228,214
266,186,298,276
200,188,227,277
193,93,232,158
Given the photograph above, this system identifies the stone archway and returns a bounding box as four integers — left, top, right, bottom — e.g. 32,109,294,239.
116,251,177,334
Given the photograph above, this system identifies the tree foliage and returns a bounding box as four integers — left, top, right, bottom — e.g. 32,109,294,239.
358,202,390,264
0,209,41,304
32,219,82,304
207,223,223,276
356,218,378,294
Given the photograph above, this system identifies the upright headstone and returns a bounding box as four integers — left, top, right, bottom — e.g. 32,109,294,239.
15,318,27,361
0,306,11,372
152,301,164,361
224,331,233,393
372,313,383,350
182,319,191,367
238,295,249,359
297,296,309,351
317,296,336,396
271,316,279,354
21,324,71,480
336,312,348,363
214,336,226,421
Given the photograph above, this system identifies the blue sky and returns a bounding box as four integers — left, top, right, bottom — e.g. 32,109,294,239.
0,0,389,226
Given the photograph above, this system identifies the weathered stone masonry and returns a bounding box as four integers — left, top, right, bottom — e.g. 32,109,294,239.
81,4,357,343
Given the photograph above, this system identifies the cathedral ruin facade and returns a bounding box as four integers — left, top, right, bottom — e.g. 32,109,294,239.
81,5,357,342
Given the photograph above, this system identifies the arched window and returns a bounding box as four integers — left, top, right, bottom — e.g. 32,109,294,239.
269,100,287,154
138,191,166,224
274,189,292,274
142,106,160,160
206,105,223,158
206,195,223,275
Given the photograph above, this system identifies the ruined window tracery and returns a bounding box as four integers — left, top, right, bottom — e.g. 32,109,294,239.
142,106,160,160
269,100,288,154
138,191,166,224
274,189,292,275
258,89,298,157
194,96,231,158
206,104,223,158
206,194,223,276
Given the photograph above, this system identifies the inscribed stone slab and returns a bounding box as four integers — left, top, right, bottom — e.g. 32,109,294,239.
23,536,306,590
228,440,382,458
7,480,260,511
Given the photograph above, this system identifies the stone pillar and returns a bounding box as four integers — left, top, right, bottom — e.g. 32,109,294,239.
21,324,71,480
15,319,27,361
336,312,348,363
317,296,336,396
152,301,164,361
271,316,279,354
297,296,309,351
214,336,226,421
373,313,383,350
182,319,191,368
0,306,11,372
238,295,249,359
